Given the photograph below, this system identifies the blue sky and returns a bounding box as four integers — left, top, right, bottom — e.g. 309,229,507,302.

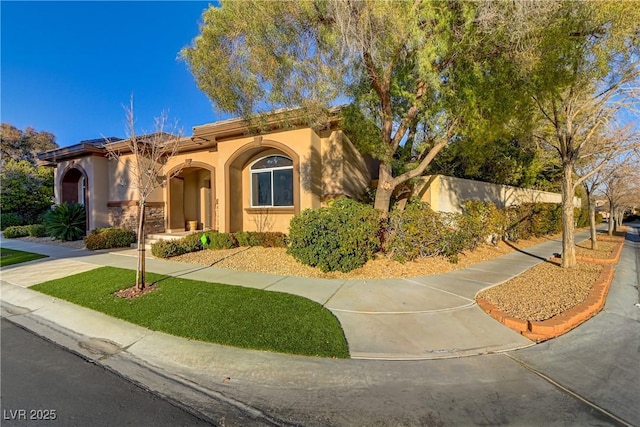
2,1,229,148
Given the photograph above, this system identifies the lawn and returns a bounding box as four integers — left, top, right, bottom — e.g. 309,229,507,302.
0,248,48,267
31,267,350,358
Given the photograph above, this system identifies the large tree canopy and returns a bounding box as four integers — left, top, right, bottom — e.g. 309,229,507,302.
0,159,54,223
0,124,57,223
1,123,57,166
182,0,526,213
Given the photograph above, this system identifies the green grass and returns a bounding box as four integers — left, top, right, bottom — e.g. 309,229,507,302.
0,248,48,267
32,267,350,358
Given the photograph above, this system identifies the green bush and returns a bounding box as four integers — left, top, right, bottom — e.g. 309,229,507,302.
0,160,54,224
84,233,107,250
1,212,24,230
575,207,590,228
84,228,136,250
27,224,48,237
504,203,564,241
459,201,506,250
45,203,86,241
232,231,288,247
252,232,288,247
149,232,206,258
3,225,30,238
203,231,237,250
180,232,204,252
288,197,380,272
151,240,187,258
595,213,603,224
233,231,260,247
386,201,466,263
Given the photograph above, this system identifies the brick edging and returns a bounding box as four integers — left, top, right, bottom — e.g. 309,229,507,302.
476,264,615,342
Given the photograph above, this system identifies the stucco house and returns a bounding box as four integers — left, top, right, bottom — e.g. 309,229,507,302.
38,110,376,235
39,108,578,237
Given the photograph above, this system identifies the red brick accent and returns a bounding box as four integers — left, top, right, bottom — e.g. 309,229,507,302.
477,264,615,343
576,241,624,264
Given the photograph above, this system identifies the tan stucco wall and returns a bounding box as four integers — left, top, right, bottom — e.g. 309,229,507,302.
54,156,110,231
417,175,581,213
108,156,138,201
339,132,371,200
51,125,372,235
218,128,326,233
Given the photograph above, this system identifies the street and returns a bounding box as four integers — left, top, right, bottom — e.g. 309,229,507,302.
0,319,214,427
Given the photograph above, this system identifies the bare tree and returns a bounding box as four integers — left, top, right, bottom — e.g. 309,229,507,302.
105,98,183,292
575,123,638,249
600,159,640,235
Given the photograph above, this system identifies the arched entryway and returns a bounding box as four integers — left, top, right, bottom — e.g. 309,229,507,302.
224,141,300,232
167,162,215,232
59,165,89,231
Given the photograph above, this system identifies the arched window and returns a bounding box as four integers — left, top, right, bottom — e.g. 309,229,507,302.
250,155,293,207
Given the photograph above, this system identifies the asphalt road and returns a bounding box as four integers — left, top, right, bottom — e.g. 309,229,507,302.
0,319,214,427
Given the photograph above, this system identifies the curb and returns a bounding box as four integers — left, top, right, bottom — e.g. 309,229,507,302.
477,265,614,342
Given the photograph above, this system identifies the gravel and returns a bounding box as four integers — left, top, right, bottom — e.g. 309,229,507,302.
12,236,86,250
477,260,603,321
171,236,556,279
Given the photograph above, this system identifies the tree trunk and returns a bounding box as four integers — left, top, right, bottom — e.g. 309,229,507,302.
373,162,395,214
561,163,576,268
588,196,598,250
136,201,146,291
608,204,614,236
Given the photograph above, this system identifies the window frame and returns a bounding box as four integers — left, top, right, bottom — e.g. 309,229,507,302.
249,155,294,208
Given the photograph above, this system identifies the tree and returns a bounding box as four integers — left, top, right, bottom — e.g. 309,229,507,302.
0,124,57,223
601,161,640,234
520,2,640,267
104,99,183,292
428,136,563,191
181,1,525,214
1,123,57,167
0,159,54,223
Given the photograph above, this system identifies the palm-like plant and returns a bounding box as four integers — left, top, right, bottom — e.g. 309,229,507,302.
45,203,86,241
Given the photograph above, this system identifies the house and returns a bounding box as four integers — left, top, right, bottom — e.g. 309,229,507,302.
38,109,376,235
39,108,577,237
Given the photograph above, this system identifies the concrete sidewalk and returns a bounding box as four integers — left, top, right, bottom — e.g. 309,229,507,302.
0,230,591,360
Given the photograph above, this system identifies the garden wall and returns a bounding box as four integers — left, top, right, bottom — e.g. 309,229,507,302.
413,175,581,213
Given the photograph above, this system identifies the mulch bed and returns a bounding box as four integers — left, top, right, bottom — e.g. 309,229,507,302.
113,284,159,299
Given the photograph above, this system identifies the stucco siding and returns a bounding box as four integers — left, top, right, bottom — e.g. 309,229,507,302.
340,132,371,200
417,175,580,213
89,157,110,229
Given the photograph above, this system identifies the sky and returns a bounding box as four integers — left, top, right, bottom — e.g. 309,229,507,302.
1,1,230,148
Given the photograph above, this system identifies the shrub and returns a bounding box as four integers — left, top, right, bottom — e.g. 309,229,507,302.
151,240,187,258
232,231,288,247
233,231,260,247
386,201,465,263
181,232,204,252
84,228,136,250
288,197,380,272
84,233,107,250
575,207,590,228
3,225,30,238
252,232,288,247
203,231,237,250
45,203,86,241
459,201,505,250
1,212,23,230
27,224,48,237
